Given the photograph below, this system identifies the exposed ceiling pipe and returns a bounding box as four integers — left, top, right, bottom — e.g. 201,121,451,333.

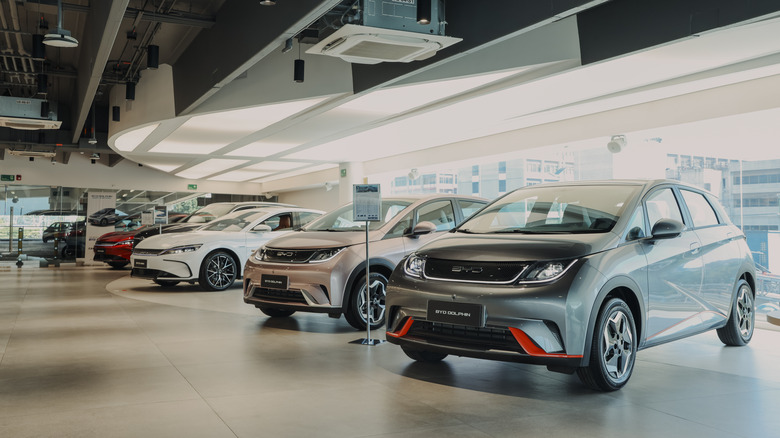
7,0,34,79
0,2,16,75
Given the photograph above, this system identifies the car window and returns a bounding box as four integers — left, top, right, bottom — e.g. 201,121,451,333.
625,206,647,241
263,214,292,231
416,200,456,231
459,185,636,234
680,189,719,228
305,200,413,231
385,212,413,239
645,188,684,228
297,212,321,227
458,199,486,219
202,210,269,232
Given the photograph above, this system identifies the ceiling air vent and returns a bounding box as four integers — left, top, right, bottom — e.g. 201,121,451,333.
306,24,461,64
0,96,62,130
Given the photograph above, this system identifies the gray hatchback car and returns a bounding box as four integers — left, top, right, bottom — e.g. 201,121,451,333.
385,180,756,391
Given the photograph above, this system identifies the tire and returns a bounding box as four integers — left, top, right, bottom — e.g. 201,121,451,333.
401,346,447,363
99,218,107,226
108,261,129,269
344,271,388,330
577,298,637,391
198,251,237,291
154,279,180,287
62,245,74,258
717,279,754,346
258,307,296,318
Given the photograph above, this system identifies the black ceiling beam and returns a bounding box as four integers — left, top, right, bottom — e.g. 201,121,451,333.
350,0,603,94
577,0,780,65
172,0,342,115
35,1,216,28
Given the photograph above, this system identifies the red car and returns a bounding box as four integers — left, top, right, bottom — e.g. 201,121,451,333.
93,226,153,269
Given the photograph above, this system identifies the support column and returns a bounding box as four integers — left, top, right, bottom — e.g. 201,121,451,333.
339,162,365,205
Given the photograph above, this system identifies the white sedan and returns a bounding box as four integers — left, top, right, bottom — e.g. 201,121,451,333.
130,207,323,290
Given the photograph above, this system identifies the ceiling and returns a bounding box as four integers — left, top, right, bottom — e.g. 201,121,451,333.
2,1,780,196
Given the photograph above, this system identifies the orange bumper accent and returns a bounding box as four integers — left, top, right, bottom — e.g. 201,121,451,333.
508,327,582,358
386,317,414,338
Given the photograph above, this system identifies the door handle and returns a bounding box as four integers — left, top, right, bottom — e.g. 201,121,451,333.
690,242,701,253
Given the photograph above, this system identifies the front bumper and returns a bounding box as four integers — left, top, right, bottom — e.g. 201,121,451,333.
242,249,362,313
130,253,197,281
93,244,131,263
385,261,600,368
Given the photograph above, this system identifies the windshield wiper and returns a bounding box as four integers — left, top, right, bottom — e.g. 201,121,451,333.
456,228,480,234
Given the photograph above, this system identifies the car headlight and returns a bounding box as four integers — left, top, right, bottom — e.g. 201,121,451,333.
253,247,267,262
403,253,426,278
308,247,345,263
113,239,133,247
521,259,577,282
159,244,202,255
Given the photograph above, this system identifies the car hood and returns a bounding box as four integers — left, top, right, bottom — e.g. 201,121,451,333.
97,230,136,243
263,230,382,250
136,230,242,249
416,232,620,262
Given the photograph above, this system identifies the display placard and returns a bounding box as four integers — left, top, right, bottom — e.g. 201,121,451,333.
353,184,381,222
154,206,168,224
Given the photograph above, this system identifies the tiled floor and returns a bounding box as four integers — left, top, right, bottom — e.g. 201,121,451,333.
1,265,779,437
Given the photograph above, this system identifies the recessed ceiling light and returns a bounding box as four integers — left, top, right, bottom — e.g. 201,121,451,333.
114,124,158,151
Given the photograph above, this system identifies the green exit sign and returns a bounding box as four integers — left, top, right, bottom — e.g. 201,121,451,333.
187,184,197,190
1,174,14,182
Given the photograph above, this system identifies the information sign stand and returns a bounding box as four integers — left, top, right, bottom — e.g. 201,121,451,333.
349,184,385,346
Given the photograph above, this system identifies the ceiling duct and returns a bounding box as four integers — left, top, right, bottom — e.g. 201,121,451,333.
306,0,460,64
0,96,62,130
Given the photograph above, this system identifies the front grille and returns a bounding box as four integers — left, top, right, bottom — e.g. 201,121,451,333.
133,248,164,256
262,248,318,263
407,321,524,353
132,268,163,278
252,287,307,304
424,258,527,283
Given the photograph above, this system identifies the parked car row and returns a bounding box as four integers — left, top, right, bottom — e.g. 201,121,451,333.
106,180,758,391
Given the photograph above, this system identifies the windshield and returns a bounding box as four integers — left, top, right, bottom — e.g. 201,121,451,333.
305,200,413,231
201,210,269,232
459,185,639,234
182,203,236,223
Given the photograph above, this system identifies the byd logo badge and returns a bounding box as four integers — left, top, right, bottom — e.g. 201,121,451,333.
451,266,483,274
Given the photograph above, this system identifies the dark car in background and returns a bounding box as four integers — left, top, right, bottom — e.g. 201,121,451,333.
385,180,756,391
42,222,71,242
61,221,87,258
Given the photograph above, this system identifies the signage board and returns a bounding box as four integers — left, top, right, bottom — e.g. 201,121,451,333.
353,184,381,221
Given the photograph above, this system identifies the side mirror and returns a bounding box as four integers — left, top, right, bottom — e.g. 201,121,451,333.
651,218,684,239
252,224,272,233
409,221,436,238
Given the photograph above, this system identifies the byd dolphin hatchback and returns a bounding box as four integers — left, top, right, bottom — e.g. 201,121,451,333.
385,180,756,391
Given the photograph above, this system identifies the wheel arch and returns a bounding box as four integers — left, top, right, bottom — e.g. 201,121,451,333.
201,247,243,279
581,276,645,365
340,257,396,313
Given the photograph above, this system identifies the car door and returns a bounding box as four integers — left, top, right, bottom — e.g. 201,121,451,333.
679,188,740,317
642,186,705,346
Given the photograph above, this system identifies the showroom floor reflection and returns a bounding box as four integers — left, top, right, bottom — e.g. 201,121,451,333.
0,266,778,437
